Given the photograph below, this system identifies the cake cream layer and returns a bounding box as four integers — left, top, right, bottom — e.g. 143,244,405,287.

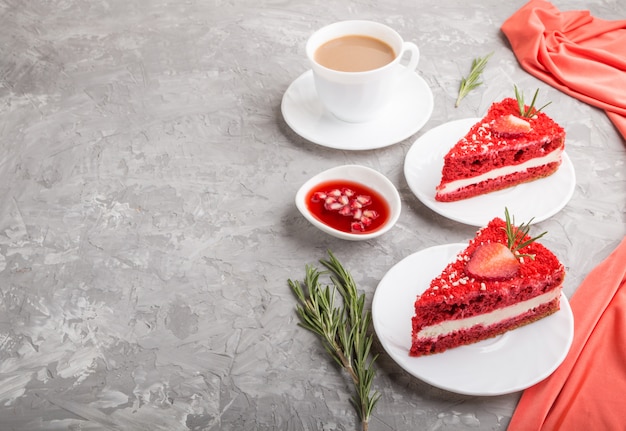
416,286,562,339
437,147,563,195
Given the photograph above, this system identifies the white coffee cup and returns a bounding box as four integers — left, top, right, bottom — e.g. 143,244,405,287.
306,20,420,123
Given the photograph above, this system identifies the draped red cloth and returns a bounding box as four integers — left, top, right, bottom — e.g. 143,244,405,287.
501,0,626,141
507,237,626,430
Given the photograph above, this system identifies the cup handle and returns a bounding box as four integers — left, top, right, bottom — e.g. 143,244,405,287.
401,41,420,72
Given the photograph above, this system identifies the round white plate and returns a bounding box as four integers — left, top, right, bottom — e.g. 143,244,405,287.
372,243,574,396
403,118,576,226
281,68,433,150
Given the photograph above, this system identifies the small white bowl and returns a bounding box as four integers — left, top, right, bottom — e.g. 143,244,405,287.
295,164,401,241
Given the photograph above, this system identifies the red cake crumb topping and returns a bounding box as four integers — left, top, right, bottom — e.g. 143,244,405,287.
414,218,564,316
439,98,565,182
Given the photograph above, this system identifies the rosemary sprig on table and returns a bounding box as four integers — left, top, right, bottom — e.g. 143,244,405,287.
289,251,380,431
455,52,493,107
514,85,552,118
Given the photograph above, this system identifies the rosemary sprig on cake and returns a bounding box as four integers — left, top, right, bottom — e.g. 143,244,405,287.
455,52,493,107
503,207,547,259
289,251,380,431
514,85,552,118
466,208,547,280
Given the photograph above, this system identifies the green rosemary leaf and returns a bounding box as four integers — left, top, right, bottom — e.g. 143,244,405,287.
514,85,552,118
289,251,380,431
502,207,548,259
455,52,493,107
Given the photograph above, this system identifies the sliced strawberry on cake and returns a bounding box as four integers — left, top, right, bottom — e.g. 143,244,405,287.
492,114,531,138
410,208,563,357
435,87,565,202
465,242,520,280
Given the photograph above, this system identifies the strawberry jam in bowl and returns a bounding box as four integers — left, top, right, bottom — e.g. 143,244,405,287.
295,165,401,241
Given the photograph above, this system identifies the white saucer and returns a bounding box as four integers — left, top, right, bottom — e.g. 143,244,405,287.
404,118,576,226
281,68,433,150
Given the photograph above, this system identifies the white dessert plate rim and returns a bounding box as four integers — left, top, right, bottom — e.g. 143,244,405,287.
281,67,433,150
372,243,574,396
403,118,576,226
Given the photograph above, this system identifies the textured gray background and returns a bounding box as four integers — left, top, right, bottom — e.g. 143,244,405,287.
1,0,624,430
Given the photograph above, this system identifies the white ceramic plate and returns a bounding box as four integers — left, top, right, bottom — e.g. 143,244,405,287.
404,118,576,226
281,68,433,150
372,243,574,396
295,165,401,241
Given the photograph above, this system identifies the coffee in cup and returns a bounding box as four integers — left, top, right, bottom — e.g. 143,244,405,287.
314,35,397,72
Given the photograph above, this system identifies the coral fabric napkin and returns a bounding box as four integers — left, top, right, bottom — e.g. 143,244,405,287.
507,236,626,431
501,0,626,140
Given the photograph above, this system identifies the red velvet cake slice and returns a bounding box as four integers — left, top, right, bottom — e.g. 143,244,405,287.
410,210,565,357
435,89,565,202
